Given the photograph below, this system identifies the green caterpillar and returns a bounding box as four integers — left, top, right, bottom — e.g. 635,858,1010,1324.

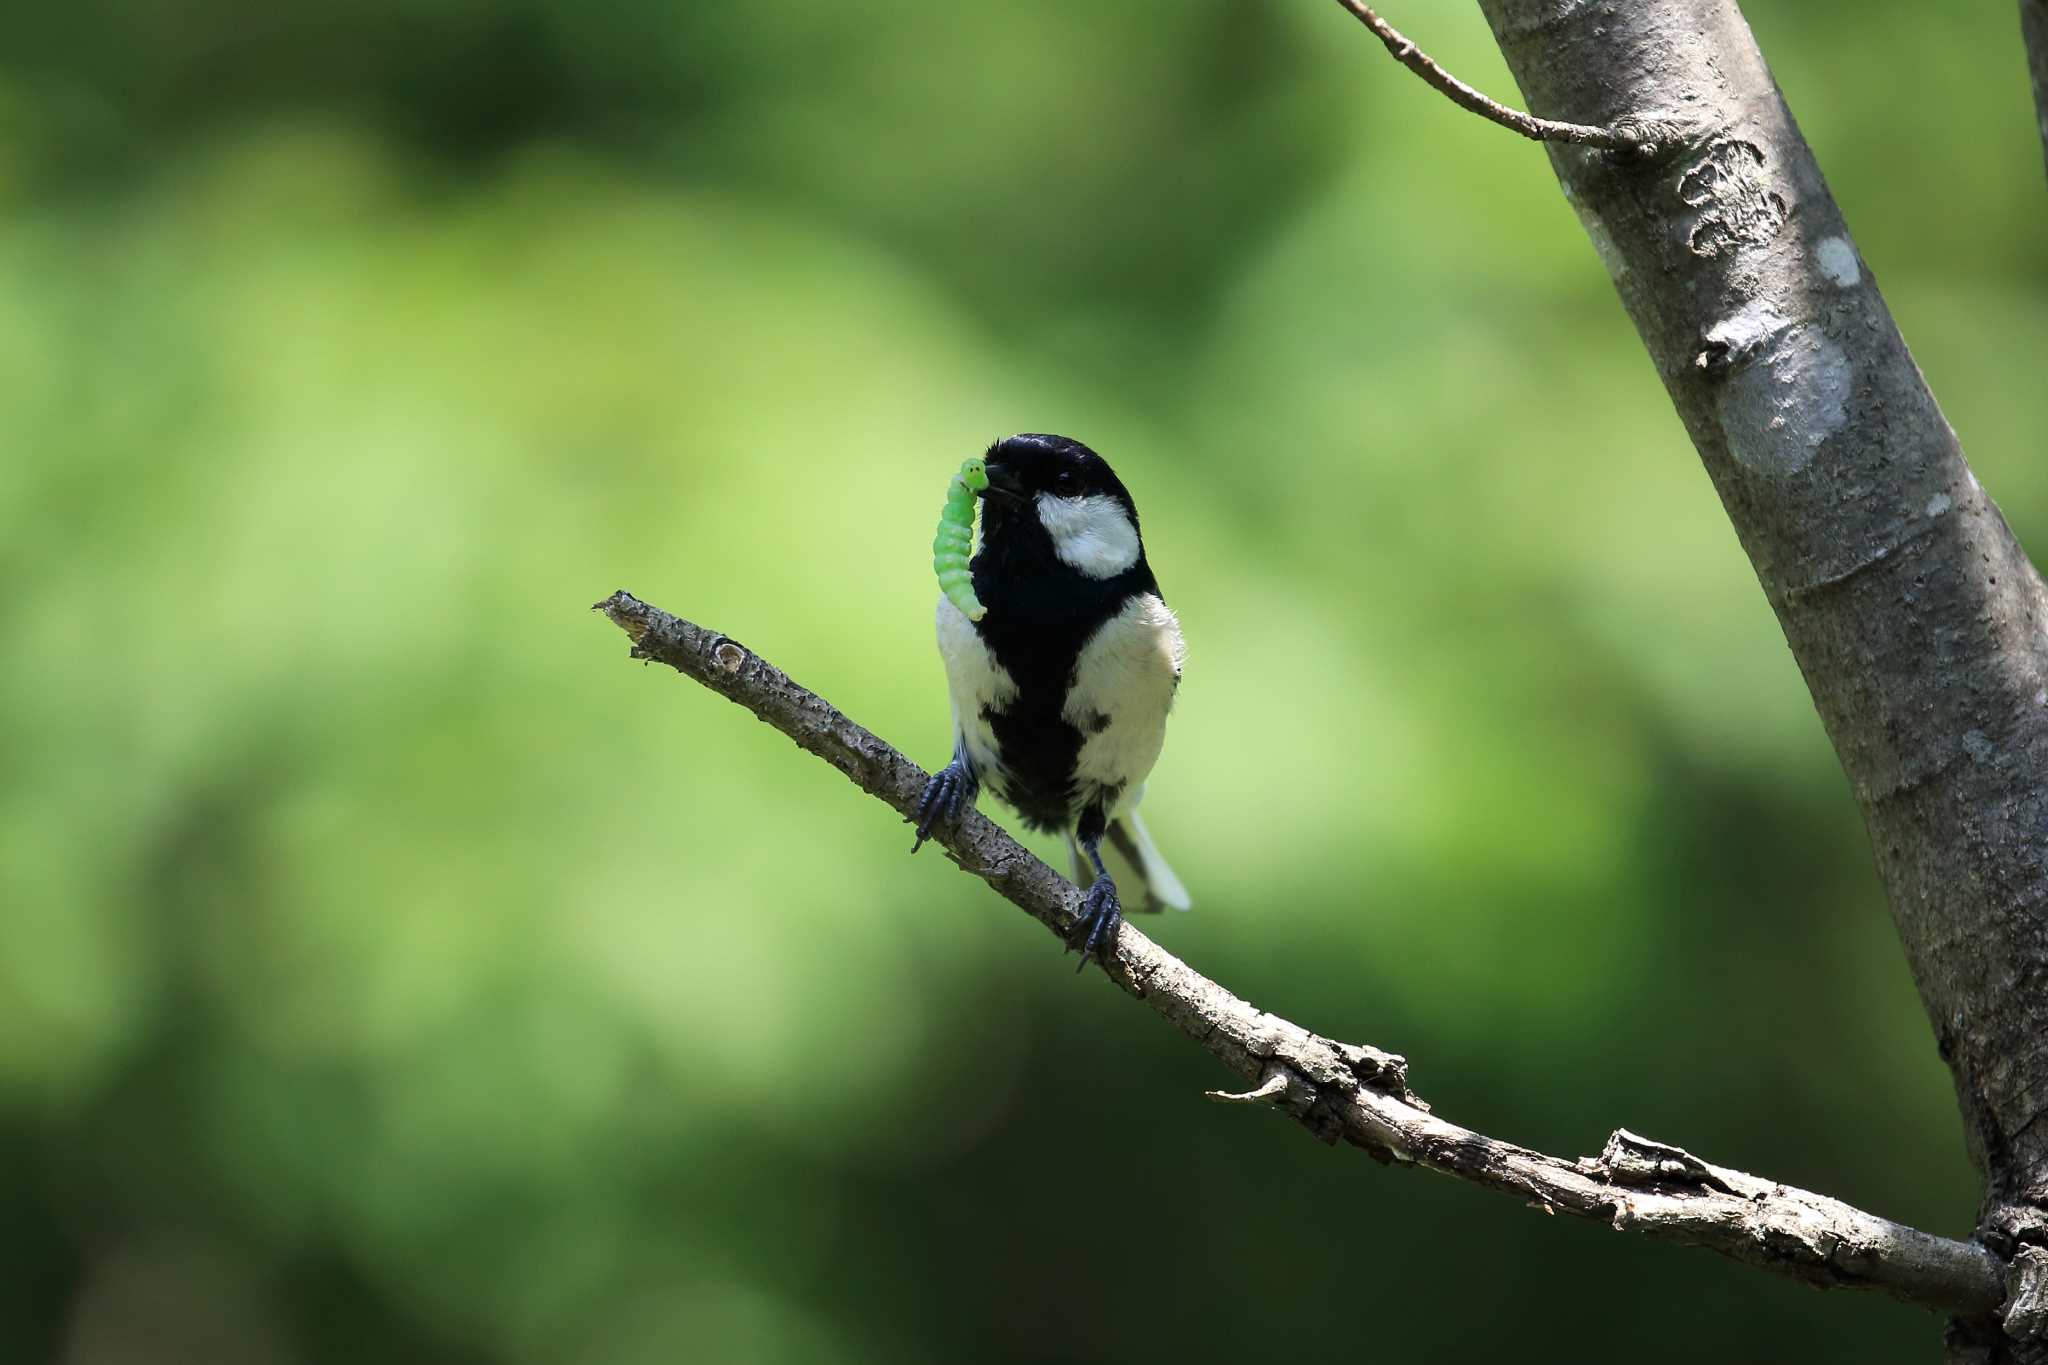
933,457,989,622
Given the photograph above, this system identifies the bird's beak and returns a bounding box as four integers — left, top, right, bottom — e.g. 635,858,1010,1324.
979,460,1026,501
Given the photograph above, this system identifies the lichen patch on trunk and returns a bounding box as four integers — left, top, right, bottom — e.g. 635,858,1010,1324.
1677,140,1788,258
1702,300,1850,477
1816,236,1860,287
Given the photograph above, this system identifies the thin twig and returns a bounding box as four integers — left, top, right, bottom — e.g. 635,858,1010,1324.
593,589,2010,1321
1207,1071,1292,1105
1333,0,1635,149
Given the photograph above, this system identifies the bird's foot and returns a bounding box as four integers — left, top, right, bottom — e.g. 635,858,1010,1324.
1065,875,1122,974
911,761,976,852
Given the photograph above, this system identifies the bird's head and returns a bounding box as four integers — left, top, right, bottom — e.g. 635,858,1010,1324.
978,433,1144,581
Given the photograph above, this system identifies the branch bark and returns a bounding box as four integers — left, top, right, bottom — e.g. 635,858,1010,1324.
594,588,2011,1323
1331,0,1636,149
1465,0,2048,1351
2024,0,2048,188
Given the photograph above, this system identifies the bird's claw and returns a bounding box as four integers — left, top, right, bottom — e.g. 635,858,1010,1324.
912,761,976,852
1066,875,1122,974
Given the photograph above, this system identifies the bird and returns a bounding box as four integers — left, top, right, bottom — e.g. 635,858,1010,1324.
912,432,1189,970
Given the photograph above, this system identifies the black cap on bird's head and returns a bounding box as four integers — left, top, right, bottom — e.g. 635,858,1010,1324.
979,433,1138,521
976,433,1150,586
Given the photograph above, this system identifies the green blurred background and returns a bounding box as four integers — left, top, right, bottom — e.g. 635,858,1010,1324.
3,1,2045,1360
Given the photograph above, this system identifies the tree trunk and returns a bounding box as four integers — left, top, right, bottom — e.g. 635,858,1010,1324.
2023,0,2048,188
1472,0,2048,1349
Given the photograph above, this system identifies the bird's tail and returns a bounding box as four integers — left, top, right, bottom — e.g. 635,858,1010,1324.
1064,806,1191,913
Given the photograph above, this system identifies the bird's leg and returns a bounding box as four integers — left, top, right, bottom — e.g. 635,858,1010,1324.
911,742,978,852
1065,806,1121,973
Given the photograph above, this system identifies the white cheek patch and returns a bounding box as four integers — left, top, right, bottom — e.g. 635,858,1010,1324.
1036,493,1140,578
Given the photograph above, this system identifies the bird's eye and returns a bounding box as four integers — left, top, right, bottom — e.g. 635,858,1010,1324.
1053,470,1082,496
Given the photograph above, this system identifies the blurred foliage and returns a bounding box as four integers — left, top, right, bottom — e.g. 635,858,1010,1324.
2,1,2045,1361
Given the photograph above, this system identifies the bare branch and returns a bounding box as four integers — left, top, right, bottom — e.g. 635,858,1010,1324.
2023,0,2048,187
593,588,2009,1322
1331,0,1635,149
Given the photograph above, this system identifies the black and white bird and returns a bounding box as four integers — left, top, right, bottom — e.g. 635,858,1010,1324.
912,433,1189,969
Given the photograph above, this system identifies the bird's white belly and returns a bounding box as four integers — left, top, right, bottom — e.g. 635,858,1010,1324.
1063,592,1185,814
935,594,1014,783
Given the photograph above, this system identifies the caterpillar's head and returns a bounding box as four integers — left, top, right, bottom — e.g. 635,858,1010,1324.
979,433,1144,581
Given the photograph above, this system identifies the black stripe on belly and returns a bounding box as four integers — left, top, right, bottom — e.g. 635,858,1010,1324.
967,525,1160,835
982,700,1082,832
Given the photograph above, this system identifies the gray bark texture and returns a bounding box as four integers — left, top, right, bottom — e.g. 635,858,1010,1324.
1472,0,2048,1354
2026,0,2048,188
596,590,2010,1321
